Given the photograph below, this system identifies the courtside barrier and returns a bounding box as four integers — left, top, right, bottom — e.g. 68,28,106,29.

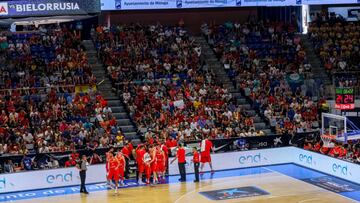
0,164,106,194
169,147,360,185
1,147,359,194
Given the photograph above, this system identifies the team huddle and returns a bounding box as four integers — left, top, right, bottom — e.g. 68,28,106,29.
105,143,168,193
105,138,214,193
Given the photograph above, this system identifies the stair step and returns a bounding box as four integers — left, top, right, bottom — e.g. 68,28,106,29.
239,104,252,110
111,106,125,113
113,112,129,119
124,132,138,139
104,95,119,100
119,125,136,133
107,100,122,106
117,119,131,126
254,122,267,130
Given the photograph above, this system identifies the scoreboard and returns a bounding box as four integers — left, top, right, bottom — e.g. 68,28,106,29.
335,87,355,110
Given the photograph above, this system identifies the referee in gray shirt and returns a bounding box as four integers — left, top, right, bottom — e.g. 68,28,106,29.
77,155,89,194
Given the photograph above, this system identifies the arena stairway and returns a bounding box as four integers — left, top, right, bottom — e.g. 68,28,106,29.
194,36,272,135
82,40,140,143
299,35,332,86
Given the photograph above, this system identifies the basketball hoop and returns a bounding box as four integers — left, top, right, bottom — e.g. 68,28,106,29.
321,134,336,148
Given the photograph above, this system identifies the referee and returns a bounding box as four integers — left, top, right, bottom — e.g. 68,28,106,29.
77,155,89,194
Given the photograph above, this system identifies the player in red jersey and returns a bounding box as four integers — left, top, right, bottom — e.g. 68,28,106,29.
143,148,152,185
161,142,169,170
105,148,114,186
156,146,166,183
150,145,158,184
116,151,126,186
200,137,214,173
121,143,132,179
107,153,120,193
136,145,146,185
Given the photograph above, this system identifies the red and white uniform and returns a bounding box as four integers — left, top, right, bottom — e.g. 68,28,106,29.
105,152,112,174
156,150,165,173
161,144,169,168
200,139,213,163
143,152,152,180
136,147,146,173
150,150,157,173
107,157,120,181
116,154,126,180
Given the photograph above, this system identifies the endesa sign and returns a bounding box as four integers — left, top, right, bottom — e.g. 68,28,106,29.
0,0,100,18
169,147,360,185
0,164,106,194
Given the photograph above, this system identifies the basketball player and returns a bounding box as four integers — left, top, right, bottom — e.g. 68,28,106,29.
161,142,169,171
150,145,158,184
107,153,120,193
200,137,214,173
116,151,126,186
156,146,166,183
136,145,146,185
143,148,152,185
105,148,114,188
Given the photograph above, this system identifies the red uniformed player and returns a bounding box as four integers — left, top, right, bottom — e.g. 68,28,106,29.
105,148,114,184
116,151,126,186
143,148,152,185
200,138,214,173
107,153,120,193
192,147,200,182
156,146,166,182
150,145,158,184
136,145,146,184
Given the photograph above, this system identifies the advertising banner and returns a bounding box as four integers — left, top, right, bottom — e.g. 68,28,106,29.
0,0,100,18
292,148,360,185
168,147,293,175
101,0,360,10
0,164,106,194
185,134,291,153
169,147,360,185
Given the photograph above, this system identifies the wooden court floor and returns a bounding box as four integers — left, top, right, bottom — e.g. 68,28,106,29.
16,171,355,203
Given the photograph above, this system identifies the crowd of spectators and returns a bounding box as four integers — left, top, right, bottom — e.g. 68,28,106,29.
304,136,360,164
0,25,129,172
202,20,329,135
95,23,266,143
308,16,360,87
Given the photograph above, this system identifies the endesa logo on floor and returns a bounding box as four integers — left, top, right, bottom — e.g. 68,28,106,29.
0,2,8,15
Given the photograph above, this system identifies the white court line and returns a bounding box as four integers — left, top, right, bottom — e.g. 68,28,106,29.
262,167,358,203
298,198,320,203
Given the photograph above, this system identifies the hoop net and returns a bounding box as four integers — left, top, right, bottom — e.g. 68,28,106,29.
321,134,336,148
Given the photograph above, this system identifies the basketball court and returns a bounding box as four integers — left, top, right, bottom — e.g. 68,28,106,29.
6,164,360,203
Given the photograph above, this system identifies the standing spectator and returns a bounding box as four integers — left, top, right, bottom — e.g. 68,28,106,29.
4,160,15,173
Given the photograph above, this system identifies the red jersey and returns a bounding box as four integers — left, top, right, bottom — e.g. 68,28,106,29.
201,139,213,156
121,146,131,158
193,151,200,163
136,148,146,164
156,151,164,165
177,148,186,163
109,158,119,170
116,154,126,169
